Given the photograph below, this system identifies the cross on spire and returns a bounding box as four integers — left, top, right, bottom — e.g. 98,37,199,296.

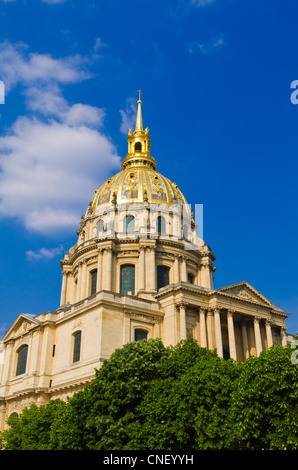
137,89,143,102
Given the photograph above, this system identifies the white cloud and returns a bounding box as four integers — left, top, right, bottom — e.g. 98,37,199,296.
119,97,137,134
42,0,66,3
0,42,90,92
191,0,217,6
0,0,66,3
26,245,64,260
93,37,107,52
0,42,121,234
0,116,121,233
188,36,225,55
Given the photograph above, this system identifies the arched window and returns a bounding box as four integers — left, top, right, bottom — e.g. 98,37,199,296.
135,142,142,152
90,269,97,295
183,224,189,240
156,215,166,235
120,264,135,295
124,214,135,233
16,345,28,376
157,266,170,291
73,331,81,363
134,329,148,341
97,219,104,234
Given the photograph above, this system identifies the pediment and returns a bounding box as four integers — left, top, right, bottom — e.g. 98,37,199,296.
216,282,275,307
2,314,40,341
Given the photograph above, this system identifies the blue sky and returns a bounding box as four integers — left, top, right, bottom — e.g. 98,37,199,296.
0,0,298,337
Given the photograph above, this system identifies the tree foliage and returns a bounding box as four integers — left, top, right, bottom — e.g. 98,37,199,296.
1,338,298,450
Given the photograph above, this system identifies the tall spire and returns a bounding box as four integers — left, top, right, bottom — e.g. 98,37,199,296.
122,90,157,170
135,89,143,131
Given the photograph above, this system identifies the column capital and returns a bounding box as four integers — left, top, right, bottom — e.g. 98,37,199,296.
212,307,222,315
227,309,235,318
199,306,208,314
207,308,214,317
176,302,187,311
254,316,262,324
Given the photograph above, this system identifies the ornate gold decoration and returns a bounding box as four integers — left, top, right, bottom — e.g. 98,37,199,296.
150,171,164,195
125,170,138,192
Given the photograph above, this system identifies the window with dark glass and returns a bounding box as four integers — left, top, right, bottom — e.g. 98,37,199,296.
73,331,81,363
157,266,170,290
97,219,104,233
91,269,97,295
135,142,142,152
134,329,148,341
188,273,194,284
183,224,189,239
124,214,135,233
16,345,28,376
120,264,135,295
157,215,166,234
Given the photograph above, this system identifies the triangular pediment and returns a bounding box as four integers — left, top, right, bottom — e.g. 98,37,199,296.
216,282,275,307
1,314,40,342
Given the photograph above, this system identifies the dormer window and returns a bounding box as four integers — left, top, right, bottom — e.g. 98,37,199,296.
97,219,104,234
124,214,135,233
135,142,142,152
157,215,166,235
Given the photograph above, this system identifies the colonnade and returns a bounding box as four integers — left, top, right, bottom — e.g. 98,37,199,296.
60,241,215,306
176,305,288,360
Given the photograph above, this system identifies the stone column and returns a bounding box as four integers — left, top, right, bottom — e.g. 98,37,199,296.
213,308,223,358
147,247,156,291
206,309,214,350
254,317,263,356
265,320,273,349
178,303,187,341
80,261,87,300
227,310,237,360
180,256,187,282
138,247,145,291
104,248,113,291
60,271,67,305
200,259,212,289
200,307,207,348
123,313,131,344
173,256,180,284
96,248,103,292
1,343,12,384
280,327,288,347
241,320,250,360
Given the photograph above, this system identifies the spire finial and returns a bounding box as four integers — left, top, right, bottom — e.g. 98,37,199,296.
135,89,143,131
137,89,143,102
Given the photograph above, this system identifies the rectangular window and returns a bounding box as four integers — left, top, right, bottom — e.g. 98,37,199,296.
157,266,170,290
16,345,28,376
91,270,97,295
120,264,135,295
52,344,56,357
73,331,81,363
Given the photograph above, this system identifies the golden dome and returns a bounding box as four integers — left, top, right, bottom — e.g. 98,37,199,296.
91,167,188,210
90,91,190,214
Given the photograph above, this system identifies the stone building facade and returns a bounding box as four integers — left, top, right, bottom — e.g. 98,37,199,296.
0,95,291,430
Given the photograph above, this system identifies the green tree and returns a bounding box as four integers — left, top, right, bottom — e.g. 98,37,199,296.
50,337,168,450
229,345,298,450
2,399,64,450
127,340,242,450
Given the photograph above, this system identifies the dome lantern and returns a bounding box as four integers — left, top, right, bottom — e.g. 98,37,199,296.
122,90,157,171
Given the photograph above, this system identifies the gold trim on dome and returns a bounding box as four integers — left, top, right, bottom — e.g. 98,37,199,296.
87,93,190,215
